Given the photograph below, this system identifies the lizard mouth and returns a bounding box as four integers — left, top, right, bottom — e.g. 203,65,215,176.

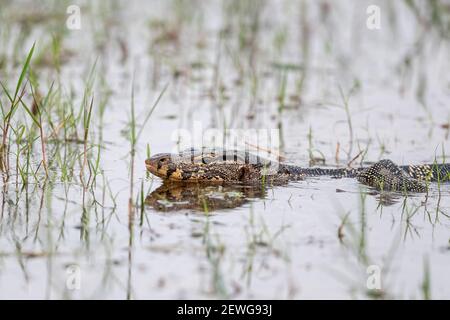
145,157,169,179
145,158,158,175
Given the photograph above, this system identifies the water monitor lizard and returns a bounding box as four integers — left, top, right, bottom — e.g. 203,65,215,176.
145,148,450,192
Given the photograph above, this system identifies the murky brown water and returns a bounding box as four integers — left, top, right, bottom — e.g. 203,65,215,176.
0,0,450,299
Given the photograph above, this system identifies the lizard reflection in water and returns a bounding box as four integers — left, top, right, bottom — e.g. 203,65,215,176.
146,181,420,212
145,182,267,212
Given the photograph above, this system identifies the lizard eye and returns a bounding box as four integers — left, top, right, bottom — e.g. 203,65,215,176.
202,154,218,164
158,157,169,166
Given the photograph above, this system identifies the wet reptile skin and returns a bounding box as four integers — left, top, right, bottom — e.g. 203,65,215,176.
145,148,450,192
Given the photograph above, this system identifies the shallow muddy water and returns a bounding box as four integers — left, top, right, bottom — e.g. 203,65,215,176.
0,0,450,299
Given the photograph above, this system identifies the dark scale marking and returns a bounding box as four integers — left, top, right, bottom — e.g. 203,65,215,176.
357,160,427,192
400,163,450,182
166,163,177,178
182,171,192,180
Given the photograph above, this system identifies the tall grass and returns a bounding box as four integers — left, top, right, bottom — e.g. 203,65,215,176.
1,42,35,177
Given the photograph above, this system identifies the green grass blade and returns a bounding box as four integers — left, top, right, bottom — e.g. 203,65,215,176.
19,99,40,127
13,42,35,103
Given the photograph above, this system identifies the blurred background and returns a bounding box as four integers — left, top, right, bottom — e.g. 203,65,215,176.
0,0,449,299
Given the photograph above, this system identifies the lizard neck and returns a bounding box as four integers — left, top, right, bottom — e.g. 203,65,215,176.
279,164,362,179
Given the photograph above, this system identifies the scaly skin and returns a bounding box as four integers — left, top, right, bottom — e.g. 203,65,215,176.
145,148,450,192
